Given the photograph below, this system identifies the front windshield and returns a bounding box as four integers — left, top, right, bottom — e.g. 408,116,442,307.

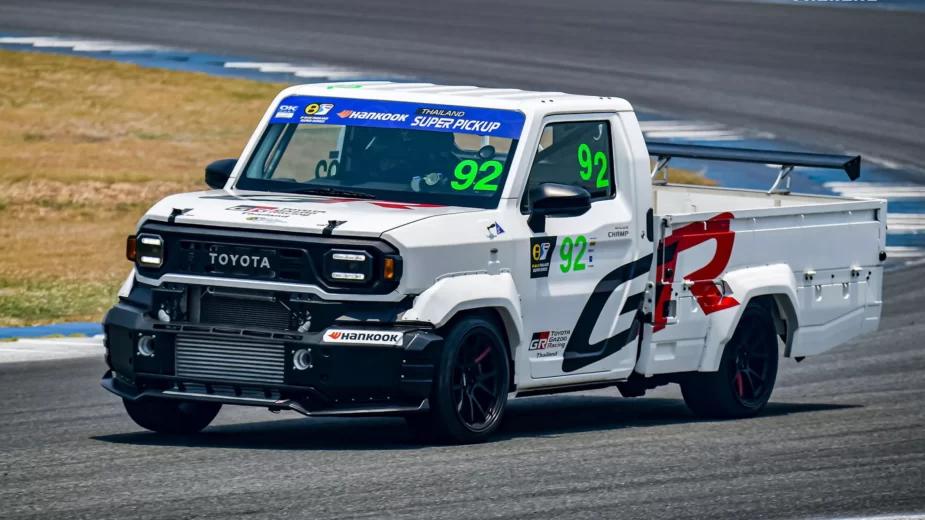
236,96,525,209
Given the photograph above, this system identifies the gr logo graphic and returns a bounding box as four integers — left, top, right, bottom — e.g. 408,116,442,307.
529,330,570,350
323,329,404,346
529,236,558,279
529,330,571,359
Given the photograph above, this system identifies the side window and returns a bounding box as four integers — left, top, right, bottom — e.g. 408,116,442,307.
521,121,615,212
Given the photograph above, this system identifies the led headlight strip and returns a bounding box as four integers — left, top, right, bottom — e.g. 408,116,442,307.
135,233,164,267
324,249,373,283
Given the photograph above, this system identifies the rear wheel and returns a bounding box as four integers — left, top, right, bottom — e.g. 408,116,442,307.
406,315,510,444
123,398,221,434
681,302,779,419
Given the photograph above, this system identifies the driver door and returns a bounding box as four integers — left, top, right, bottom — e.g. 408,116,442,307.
520,115,642,380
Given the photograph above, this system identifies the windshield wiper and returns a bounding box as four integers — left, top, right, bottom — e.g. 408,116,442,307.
285,187,377,199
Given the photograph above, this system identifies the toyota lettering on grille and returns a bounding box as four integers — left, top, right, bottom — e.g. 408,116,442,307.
194,244,280,278
209,252,272,269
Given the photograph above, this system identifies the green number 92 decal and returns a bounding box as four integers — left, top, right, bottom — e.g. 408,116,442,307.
559,235,588,273
451,160,503,191
578,143,610,189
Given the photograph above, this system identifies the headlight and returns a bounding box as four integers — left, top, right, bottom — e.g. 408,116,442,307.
323,249,373,283
135,233,164,268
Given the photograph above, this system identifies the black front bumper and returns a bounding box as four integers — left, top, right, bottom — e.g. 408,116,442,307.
102,302,442,416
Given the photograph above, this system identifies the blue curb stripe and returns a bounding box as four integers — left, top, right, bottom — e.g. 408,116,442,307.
0,323,103,340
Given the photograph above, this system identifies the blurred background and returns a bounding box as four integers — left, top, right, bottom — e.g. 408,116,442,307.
1,0,923,329
2,2,925,520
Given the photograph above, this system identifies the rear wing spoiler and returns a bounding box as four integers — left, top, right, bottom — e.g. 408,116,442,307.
646,141,861,195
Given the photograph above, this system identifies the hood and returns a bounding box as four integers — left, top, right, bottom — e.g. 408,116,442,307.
141,190,481,237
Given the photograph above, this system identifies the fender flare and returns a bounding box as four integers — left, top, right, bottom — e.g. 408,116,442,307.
399,272,524,355
698,264,800,372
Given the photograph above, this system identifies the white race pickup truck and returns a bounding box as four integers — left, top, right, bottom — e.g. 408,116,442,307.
102,82,886,443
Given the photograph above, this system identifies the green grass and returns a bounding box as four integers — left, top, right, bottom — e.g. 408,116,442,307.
0,49,288,325
0,49,717,326
0,277,123,327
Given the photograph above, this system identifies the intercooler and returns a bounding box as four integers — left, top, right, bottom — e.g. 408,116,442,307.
198,289,292,330
175,334,286,385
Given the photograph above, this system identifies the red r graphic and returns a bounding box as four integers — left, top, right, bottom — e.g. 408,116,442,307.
653,212,739,332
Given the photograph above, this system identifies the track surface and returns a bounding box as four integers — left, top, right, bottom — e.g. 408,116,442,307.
2,264,925,519
2,1,925,518
1,0,924,171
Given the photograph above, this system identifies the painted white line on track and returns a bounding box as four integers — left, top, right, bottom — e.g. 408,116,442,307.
0,36,172,52
0,337,104,364
294,68,370,80
638,120,774,142
222,61,289,69
224,61,377,80
639,121,727,131
824,182,925,199
820,515,925,520
885,246,925,259
887,214,925,233
71,42,167,52
643,129,748,140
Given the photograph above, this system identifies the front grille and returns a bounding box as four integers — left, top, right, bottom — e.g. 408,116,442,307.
199,292,292,330
175,334,286,384
134,222,401,295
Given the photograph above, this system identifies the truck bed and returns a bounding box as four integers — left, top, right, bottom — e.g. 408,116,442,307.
646,183,886,369
653,183,881,219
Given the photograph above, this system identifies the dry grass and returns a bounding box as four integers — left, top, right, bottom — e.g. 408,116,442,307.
659,165,717,186
0,50,715,326
0,50,287,326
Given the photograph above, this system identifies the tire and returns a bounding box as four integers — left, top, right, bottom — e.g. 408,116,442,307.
123,397,221,434
681,302,779,419
405,315,510,444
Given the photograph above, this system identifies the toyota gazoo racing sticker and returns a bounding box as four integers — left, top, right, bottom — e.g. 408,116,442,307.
323,329,404,346
207,194,445,211
529,330,570,358
226,205,326,218
268,96,526,139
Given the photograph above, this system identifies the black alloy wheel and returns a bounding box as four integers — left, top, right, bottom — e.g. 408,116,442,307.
729,311,775,407
452,328,505,432
406,315,510,444
681,301,779,419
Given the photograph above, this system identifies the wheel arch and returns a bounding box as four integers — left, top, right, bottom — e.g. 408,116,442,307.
399,272,524,366
698,264,800,372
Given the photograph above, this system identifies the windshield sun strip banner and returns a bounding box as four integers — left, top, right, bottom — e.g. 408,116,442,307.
270,96,526,139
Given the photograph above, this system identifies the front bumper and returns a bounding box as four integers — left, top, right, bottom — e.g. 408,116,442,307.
102,302,441,416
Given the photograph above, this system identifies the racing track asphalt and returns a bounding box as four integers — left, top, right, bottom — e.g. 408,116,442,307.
1,0,924,172
1,263,925,519
2,1,925,518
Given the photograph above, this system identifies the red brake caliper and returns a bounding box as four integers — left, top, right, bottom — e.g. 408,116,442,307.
735,373,744,397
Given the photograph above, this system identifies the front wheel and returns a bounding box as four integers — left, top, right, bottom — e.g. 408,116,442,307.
680,302,779,419
123,398,221,434
406,315,510,444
